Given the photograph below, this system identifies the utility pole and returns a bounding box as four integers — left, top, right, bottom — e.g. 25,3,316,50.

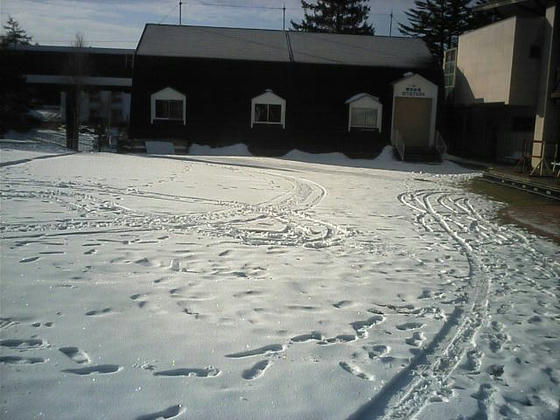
179,1,183,25
389,8,393,37
282,4,286,31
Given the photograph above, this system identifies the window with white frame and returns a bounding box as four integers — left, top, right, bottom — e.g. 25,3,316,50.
251,89,286,129
351,107,378,129
150,87,186,125
255,103,282,123
345,93,382,132
155,100,183,120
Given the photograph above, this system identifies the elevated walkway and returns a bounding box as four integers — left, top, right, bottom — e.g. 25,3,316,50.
483,167,560,200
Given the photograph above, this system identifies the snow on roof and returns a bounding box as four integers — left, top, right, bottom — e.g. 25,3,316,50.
137,24,433,69
137,25,290,62
390,72,435,86
288,31,432,68
345,93,380,104
24,74,132,87
10,45,134,55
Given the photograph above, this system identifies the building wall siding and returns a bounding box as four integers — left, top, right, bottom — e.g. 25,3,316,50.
455,17,516,105
509,17,543,107
129,55,437,148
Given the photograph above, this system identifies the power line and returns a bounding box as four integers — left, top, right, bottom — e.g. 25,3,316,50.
192,0,299,10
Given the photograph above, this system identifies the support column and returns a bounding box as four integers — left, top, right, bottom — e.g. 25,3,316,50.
531,4,560,174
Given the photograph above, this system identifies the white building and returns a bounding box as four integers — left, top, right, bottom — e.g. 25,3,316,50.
446,0,559,168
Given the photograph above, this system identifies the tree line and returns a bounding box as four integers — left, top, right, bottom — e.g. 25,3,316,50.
291,0,495,65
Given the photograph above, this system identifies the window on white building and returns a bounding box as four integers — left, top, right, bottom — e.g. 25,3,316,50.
150,87,186,125
351,107,378,129
155,100,183,120
251,89,286,129
255,104,282,123
345,93,382,132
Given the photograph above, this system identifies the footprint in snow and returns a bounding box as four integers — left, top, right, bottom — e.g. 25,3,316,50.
0,338,47,349
351,315,385,338
63,364,122,375
0,318,18,330
154,367,220,377
333,300,353,309
242,360,272,380
286,305,319,311
405,332,425,347
226,344,285,358
396,322,425,331
85,308,112,316
134,257,152,266
59,347,90,364
136,404,185,420
0,356,47,365
290,332,324,343
339,361,374,381
462,349,482,373
130,293,150,308
19,256,40,263
319,335,357,345
32,321,53,328
233,290,264,298
364,344,391,358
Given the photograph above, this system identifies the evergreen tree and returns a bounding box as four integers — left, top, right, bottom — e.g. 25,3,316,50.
400,0,491,65
1,16,33,47
470,0,500,27
291,0,374,35
0,17,34,134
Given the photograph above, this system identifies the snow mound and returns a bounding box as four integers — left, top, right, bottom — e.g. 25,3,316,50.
188,143,252,156
187,143,474,174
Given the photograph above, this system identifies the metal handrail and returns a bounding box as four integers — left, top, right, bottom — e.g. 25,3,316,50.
435,130,447,155
393,129,405,160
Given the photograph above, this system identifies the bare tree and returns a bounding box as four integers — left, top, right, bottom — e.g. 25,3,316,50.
65,33,90,150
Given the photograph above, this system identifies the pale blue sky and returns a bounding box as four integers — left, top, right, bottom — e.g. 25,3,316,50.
1,0,417,48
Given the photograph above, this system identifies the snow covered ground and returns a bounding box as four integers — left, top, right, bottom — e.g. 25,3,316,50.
1,141,559,420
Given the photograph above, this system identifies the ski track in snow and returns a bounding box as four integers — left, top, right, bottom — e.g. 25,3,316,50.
349,188,560,419
0,166,349,250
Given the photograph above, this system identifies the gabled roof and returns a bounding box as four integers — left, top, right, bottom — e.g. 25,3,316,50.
391,72,435,87
136,24,433,69
10,45,134,55
345,93,380,104
137,25,290,62
288,31,431,68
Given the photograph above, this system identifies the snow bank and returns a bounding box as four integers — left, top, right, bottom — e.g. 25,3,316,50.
0,138,71,165
5,128,96,152
187,143,474,175
188,143,253,157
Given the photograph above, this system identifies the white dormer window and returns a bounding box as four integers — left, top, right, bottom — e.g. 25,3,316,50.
345,93,383,132
150,87,186,125
251,89,286,129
